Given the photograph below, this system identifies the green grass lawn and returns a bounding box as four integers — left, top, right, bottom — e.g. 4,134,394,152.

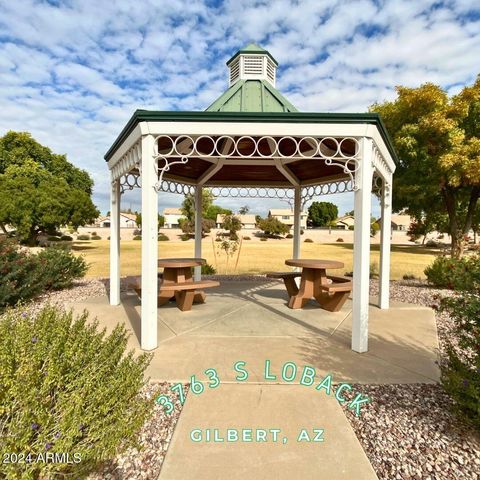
73,240,439,280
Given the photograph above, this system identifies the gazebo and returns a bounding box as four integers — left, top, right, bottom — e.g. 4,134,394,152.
105,44,396,353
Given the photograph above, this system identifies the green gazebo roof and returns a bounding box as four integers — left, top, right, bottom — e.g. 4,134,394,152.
205,79,298,113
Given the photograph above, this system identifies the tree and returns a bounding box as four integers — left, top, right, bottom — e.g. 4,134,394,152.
204,204,232,221
239,205,250,215
0,132,98,245
308,201,339,227
257,216,290,237
371,76,480,257
222,214,242,240
181,189,214,221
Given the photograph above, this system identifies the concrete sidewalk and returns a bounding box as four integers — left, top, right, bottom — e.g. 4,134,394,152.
159,384,378,480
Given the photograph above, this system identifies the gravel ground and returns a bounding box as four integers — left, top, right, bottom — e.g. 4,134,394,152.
335,280,480,480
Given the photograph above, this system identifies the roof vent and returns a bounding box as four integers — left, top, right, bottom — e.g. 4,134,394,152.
226,43,278,87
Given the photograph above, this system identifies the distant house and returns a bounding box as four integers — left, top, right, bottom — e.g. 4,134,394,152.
216,214,257,229
97,213,137,228
163,208,185,229
390,214,412,231
268,209,307,229
335,215,355,229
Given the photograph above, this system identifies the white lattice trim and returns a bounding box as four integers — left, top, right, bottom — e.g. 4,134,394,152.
372,145,392,181
110,140,141,181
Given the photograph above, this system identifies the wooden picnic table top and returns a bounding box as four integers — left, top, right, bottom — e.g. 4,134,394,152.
285,259,344,270
158,258,206,268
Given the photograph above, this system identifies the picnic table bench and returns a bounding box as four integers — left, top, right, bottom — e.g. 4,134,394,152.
266,260,353,312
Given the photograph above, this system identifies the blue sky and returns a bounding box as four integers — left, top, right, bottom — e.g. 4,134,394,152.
1,0,479,217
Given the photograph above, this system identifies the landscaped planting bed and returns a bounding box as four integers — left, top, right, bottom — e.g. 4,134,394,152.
87,382,188,480
337,280,480,480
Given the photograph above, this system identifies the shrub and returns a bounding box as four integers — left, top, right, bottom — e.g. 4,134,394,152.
260,237,267,241
304,238,314,243
36,246,88,290
348,225,354,231
286,233,293,239
424,255,480,291
181,234,190,241
0,306,155,478
426,239,439,248
77,235,90,241
133,235,142,240
300,229,305,235
370,222,380,237
0,238,44,308
336,238,344,242
402,273,417,280
201,263,216,275
158,233,169,241
242,236,251,240
60,235,73,241
47,236,61,241
133,229,141,236
439,292,480,429
91,235,101,240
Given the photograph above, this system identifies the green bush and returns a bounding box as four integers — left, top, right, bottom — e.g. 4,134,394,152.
180,234,190,241
260,237,267,241
304,238,314,243
0,306,155,478
91,235,101,240
158,233,169,241
77,235,90,241
47,236,61,242
348,225,354,231
60,235,73,241
439,292,480,429
133,235,142,240
286,233,293,239
424,255,480,291
36,246,88,290
242,236,251,240
201,263,216,275
336,238,344,242
0,238,44,308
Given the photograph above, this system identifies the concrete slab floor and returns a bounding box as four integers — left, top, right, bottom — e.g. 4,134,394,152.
65,281,440,384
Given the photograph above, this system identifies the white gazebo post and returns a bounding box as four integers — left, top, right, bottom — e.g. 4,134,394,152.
352,138,374,353
292,185,302,259
194,185,202,281
109,178,121,305
379,176,392,309
140,134,158,351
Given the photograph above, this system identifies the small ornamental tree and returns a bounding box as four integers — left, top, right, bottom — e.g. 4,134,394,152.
257,216,290,237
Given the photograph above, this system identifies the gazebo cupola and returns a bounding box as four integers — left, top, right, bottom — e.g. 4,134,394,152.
227,43,278,86
207,43,297,113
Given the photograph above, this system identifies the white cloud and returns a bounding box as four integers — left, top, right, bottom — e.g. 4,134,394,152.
0,0,478,215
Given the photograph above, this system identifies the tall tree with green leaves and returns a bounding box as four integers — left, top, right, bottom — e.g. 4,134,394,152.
308,201,339,227
371,76,480,257
0,131,99,245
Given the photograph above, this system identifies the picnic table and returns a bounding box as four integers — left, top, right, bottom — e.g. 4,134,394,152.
157,258,219,311
267,259,352,312
129,258,219,312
